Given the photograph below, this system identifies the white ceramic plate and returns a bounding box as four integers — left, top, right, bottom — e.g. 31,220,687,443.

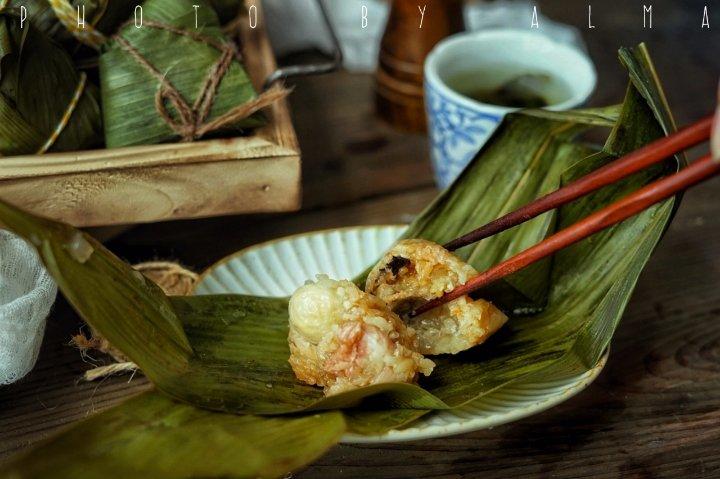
194,225,607,443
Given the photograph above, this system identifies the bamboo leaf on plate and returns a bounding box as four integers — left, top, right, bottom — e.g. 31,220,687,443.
0,44,680,418
0,392,346,479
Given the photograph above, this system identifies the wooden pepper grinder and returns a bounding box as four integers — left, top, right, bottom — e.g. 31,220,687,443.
375,0,464,132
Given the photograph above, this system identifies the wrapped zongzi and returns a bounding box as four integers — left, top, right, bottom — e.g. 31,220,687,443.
0,10,102,155
100,0,266,148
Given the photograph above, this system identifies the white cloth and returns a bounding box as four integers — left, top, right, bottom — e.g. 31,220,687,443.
263,0,585,73
0,230,57,385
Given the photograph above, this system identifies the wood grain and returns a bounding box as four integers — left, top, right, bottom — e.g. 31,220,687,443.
0,156,300,226
0,0,300,227
240,0,300,153
287,68,435,209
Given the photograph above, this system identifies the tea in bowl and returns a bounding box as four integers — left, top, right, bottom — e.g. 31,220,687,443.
424,29,596,187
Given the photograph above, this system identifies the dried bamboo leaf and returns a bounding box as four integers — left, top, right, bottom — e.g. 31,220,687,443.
0,392,346,479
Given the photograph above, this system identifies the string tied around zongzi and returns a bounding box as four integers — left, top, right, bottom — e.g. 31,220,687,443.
112,20,289,143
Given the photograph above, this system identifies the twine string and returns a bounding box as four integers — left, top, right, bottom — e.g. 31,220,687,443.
120,19,229,51
37,72,88,154
74,261,200,381
113,21,288,141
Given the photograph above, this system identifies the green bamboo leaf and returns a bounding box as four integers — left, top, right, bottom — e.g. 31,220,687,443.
168,294,447,412
0,199,191,380
2,1,135,46
100,0,264,148
343,407,429,436
0,92,43,154
0,392,346,479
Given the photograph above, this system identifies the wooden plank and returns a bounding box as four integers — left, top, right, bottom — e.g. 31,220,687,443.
3,177,720,479
0,136,296,181
0,156,300,226
2,1,720,476
240,0,300,153
288,70,435,209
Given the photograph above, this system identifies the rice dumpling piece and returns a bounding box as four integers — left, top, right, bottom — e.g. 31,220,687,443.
100,0,264,148
0,11,102,155
366,239,508,355
288,275,434,396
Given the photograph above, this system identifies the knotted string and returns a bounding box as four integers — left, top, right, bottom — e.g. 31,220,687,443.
113,20,289,142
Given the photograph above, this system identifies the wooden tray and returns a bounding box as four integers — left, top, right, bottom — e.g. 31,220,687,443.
0,1,300,227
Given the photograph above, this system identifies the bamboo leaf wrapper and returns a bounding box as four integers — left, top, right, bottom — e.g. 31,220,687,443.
0,11,102,155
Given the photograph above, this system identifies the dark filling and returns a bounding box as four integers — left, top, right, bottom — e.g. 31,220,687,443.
377,256,415,286
387,256,411,276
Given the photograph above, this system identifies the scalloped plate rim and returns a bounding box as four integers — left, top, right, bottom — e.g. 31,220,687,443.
193,225,607,443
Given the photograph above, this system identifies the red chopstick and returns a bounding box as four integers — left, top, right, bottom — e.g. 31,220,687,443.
415,154,719,316
411,116,717,317
443,115,714,251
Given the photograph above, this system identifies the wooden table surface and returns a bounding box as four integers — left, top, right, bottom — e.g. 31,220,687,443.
2,2,719,477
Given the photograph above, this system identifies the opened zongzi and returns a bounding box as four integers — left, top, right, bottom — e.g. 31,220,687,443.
288,239,508,395
366,239,507,355
288,275,434,396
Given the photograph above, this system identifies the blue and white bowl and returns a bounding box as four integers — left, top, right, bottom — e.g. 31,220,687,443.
424,29,596,188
